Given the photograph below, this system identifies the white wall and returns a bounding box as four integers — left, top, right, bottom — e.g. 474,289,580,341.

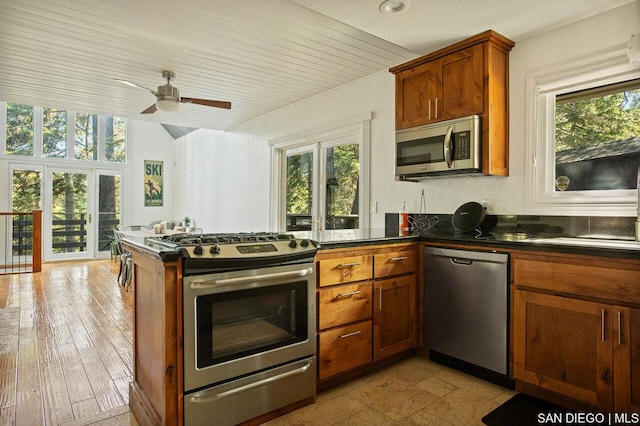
124,120,176,228
176,1,640,230
174,129,272,232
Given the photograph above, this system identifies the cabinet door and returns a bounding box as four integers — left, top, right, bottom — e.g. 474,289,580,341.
614,306,640,413
318,321,372,380
373,275,416,362
395,60,441,129
439,44,483,120
318,282,373,330
513,290,614,410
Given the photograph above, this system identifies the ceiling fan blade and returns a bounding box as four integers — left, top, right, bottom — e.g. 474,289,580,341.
114,78,157,94
181,97,231,109
140,104,157,114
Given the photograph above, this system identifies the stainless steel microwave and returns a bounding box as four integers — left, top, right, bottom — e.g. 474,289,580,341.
395,115,481,179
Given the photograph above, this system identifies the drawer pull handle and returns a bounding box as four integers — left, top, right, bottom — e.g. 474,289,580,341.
336,262,361,268
334,290,362,299
389,256,408,262
340,330,362,339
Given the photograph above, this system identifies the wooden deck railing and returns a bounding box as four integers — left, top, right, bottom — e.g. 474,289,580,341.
0,210,42,274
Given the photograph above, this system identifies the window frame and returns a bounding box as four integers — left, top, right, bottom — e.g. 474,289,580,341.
269,113,371,232
1,102,128,164
525,46,640,216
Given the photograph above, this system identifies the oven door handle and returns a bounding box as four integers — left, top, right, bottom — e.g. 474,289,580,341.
189,267,314,289
188,360,313,403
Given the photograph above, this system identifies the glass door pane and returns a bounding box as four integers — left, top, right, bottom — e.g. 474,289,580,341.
286,151,314,231
324,144,359,230
96,171,121,257
49,170,91,259
7,166,43,270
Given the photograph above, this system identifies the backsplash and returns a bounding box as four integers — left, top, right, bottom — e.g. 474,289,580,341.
386,213,637,240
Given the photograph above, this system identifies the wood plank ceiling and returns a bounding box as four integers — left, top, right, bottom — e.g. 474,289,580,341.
0,0,417,131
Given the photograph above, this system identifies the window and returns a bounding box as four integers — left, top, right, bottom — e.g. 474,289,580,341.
75,112,98,160
6,103,34,156
105,116,126,163
2,102,127,162
527,48,640,215
43,107,67,158
555,79,640,191
271,114,371,232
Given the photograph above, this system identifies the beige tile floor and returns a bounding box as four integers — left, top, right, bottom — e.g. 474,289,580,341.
263,356,516,426
76,356,515,426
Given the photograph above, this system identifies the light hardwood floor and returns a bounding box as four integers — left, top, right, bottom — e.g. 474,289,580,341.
0,260,514,426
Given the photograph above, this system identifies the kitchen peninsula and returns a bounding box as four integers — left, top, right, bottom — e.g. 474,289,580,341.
121,224,640,425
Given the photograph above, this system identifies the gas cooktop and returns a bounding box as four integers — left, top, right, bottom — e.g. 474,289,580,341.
150,232,299,246
145,232,319,274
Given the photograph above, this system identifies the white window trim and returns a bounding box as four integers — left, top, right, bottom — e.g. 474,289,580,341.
525,45,640,216
269,112,371,231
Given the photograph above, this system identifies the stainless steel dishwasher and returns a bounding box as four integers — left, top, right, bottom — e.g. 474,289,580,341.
423,247,511,386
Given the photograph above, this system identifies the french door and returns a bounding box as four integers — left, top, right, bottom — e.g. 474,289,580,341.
45,168,92,260
9,164,122,261
281,140,361,232
272,117,371,233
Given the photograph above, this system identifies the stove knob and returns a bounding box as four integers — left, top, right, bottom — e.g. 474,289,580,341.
300,239,309,247
209,244,221,254
193,245,204,255
288,240,297,248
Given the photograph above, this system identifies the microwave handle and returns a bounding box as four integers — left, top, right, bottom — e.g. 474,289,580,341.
443,126,454,168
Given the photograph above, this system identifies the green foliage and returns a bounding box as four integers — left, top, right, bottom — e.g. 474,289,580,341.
12,170,41,212
43,107,67,158
6,103,34,155
555,89,640,151
325,144,359,217
286,152,313,215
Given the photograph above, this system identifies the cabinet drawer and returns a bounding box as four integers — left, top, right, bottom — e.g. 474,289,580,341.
318,255,373,287
318,282,372,330
318,321,372,380
374,251,416,278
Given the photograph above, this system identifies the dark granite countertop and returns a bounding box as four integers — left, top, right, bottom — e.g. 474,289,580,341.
120,220,640,262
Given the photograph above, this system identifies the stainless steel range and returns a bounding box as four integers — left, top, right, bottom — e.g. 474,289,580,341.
146,232,318,426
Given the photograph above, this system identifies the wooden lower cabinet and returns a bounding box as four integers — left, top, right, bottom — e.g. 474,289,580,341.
316,243,418,383
513,289,640,412
513,290,613,409
614,306,640,412
373,275,416,362
318,321,372,380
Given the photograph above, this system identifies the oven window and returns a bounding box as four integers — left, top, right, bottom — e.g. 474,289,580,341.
396,136,445,166
195,281,308,368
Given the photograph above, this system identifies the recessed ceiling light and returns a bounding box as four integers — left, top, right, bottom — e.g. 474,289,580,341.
379,0,410,13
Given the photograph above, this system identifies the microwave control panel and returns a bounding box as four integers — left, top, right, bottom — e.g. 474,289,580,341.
453,131,471,160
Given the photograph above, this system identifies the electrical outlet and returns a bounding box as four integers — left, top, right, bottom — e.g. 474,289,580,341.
481,199,496,213
371,201,378,214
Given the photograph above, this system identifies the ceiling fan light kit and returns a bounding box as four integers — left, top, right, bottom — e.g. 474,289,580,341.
115,70,231,114
157,98,180,112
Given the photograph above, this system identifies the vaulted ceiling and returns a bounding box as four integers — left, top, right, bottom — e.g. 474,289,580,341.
0,0,633,131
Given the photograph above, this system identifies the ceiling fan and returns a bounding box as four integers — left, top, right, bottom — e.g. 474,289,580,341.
115,70,231,114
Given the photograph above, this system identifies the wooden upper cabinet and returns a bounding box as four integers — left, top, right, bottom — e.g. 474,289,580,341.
390,30,514,176
440,45,483,120
396,45,483,128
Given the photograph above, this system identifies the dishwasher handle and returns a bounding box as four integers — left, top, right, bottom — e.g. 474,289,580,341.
451,257,473,265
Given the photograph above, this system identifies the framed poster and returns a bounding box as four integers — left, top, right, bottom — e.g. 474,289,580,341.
144,160,163,206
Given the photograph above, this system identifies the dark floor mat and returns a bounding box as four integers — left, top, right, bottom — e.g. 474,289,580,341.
482,393,569,426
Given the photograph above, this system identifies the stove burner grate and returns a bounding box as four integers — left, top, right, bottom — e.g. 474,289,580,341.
155,232,295,246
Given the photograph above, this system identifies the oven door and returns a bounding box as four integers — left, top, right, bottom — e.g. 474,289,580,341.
183,262,316,392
